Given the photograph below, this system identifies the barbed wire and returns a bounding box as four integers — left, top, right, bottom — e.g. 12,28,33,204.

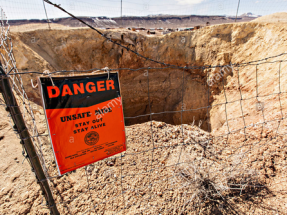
42,0,287,72
5,56,287,78
1,5,287,215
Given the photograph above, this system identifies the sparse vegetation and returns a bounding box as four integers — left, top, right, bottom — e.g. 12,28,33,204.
172,152,272,214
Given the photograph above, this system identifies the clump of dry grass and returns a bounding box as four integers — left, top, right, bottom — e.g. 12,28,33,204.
170,151,272,214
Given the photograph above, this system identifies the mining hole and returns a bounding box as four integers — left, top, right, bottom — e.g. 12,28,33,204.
120,68,211,131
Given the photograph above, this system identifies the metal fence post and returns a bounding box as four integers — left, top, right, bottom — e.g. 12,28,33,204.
0,63,60,215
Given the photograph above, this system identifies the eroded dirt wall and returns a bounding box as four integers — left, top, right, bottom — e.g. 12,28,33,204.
8,22,287,131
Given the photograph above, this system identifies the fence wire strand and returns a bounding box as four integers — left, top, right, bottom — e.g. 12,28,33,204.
1,6,287,215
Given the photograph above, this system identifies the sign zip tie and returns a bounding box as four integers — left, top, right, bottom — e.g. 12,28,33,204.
43,70,55,87
103,67,110,80
31,79,38,88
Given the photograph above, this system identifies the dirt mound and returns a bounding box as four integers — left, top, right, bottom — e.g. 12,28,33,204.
0,98,286,214
252,12,287,23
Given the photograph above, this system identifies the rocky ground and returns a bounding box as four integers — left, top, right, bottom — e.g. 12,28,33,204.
0,95,287,214
1,12,287,214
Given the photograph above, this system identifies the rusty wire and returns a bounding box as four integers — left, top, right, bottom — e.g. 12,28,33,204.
1,5,287,215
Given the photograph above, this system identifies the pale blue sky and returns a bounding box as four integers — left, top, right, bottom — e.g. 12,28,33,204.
1,0,287,20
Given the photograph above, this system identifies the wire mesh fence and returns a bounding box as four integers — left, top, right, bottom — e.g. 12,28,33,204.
1,4,287,215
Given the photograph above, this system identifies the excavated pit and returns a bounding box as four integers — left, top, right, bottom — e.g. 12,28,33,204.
9,22,287,132
13,28,213,130
2,18,287,214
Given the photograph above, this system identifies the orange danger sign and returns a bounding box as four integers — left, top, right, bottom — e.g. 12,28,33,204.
38,72,126,176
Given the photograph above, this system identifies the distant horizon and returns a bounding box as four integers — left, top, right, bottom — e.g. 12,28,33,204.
5,13,258,21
